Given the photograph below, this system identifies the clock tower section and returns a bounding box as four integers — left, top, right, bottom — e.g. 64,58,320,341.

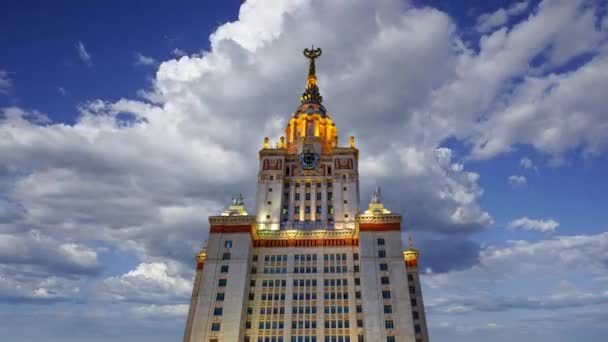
255,47,360,231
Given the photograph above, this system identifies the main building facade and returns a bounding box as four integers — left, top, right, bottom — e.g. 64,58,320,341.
183,48,429,342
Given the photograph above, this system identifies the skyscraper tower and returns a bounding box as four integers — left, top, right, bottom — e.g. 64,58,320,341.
183,47,429,342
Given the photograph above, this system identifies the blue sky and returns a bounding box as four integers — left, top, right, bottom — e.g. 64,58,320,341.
1,1,608,341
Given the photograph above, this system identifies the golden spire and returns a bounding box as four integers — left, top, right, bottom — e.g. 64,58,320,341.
301,46,323,104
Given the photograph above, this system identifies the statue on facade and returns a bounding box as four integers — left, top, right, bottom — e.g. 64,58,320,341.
232,193,244,206
371,186,381,204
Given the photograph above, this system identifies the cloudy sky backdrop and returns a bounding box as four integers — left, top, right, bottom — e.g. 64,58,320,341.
1,0,608,341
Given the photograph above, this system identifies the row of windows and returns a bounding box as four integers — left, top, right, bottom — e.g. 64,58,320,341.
323,320,350,329
324,253,348,261
293,293,318,300
258,321,285,330
292,320,317,329
260,293,286,301
294,254,317,261
323,292,349,300
323,279,348,286
264,255,288,262
292,306,317,314
261,279,287,287
294,267,318,273
259,307,285,315
294,279,318,287
323,266,348,273
323,306,349,314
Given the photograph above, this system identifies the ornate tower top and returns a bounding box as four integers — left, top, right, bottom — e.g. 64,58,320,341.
404,236,420,268
301,46,323,105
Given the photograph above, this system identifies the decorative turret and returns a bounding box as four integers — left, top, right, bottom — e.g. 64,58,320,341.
403,236,420,268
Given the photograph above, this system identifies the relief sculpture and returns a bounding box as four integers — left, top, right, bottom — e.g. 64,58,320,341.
263,159,283,170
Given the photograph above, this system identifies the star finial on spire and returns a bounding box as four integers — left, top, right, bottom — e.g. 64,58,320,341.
301,46,324,104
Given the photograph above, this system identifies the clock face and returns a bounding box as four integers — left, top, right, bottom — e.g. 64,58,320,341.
300,152,318,169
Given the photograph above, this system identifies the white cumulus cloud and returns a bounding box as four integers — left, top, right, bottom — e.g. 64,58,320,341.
509,175,527,186
507,217,559,232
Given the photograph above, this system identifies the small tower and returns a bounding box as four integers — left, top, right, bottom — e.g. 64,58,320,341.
404,237,430,342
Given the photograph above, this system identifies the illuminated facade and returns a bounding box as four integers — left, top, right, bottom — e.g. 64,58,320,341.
183,47,429,342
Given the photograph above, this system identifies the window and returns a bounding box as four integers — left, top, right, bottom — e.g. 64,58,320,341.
355,291,361,299
411,299,417,307
222,252,231,260
412,311,419,320
387,337,395,342
382,291,391,299
415,325,421,334
296,182,301,188
409,286,416,294
286,167,290,176
268,188,273,192
224,240,233,248
250,280,256,287
214,307,223,316
327,192,333,200
381,276,390,285
305,206,311,214
267,201,272,205
306,182,311,188
384,305,392,314
295,207,300,214
249,293,254,300
379,263,388,271
218,279,227,287
344,200,348,204
357,320,363,328
342,175,346,180
408,274,414,281
245,321,252,329
295,193,300,201
216,293,225,301
354,265,360,273
328,166,332,175
344,214,349,218
305,193,311,201
385,320,394,329
211,323,221,331
343,186,347,191
220,265,229,273
353,253,359,260
253,255,258,262
316,206,322,214
378,250,386,258
355,278,360,286
356,305,362,313
377,238,385,245
266,214,270,219
316,192,322,200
